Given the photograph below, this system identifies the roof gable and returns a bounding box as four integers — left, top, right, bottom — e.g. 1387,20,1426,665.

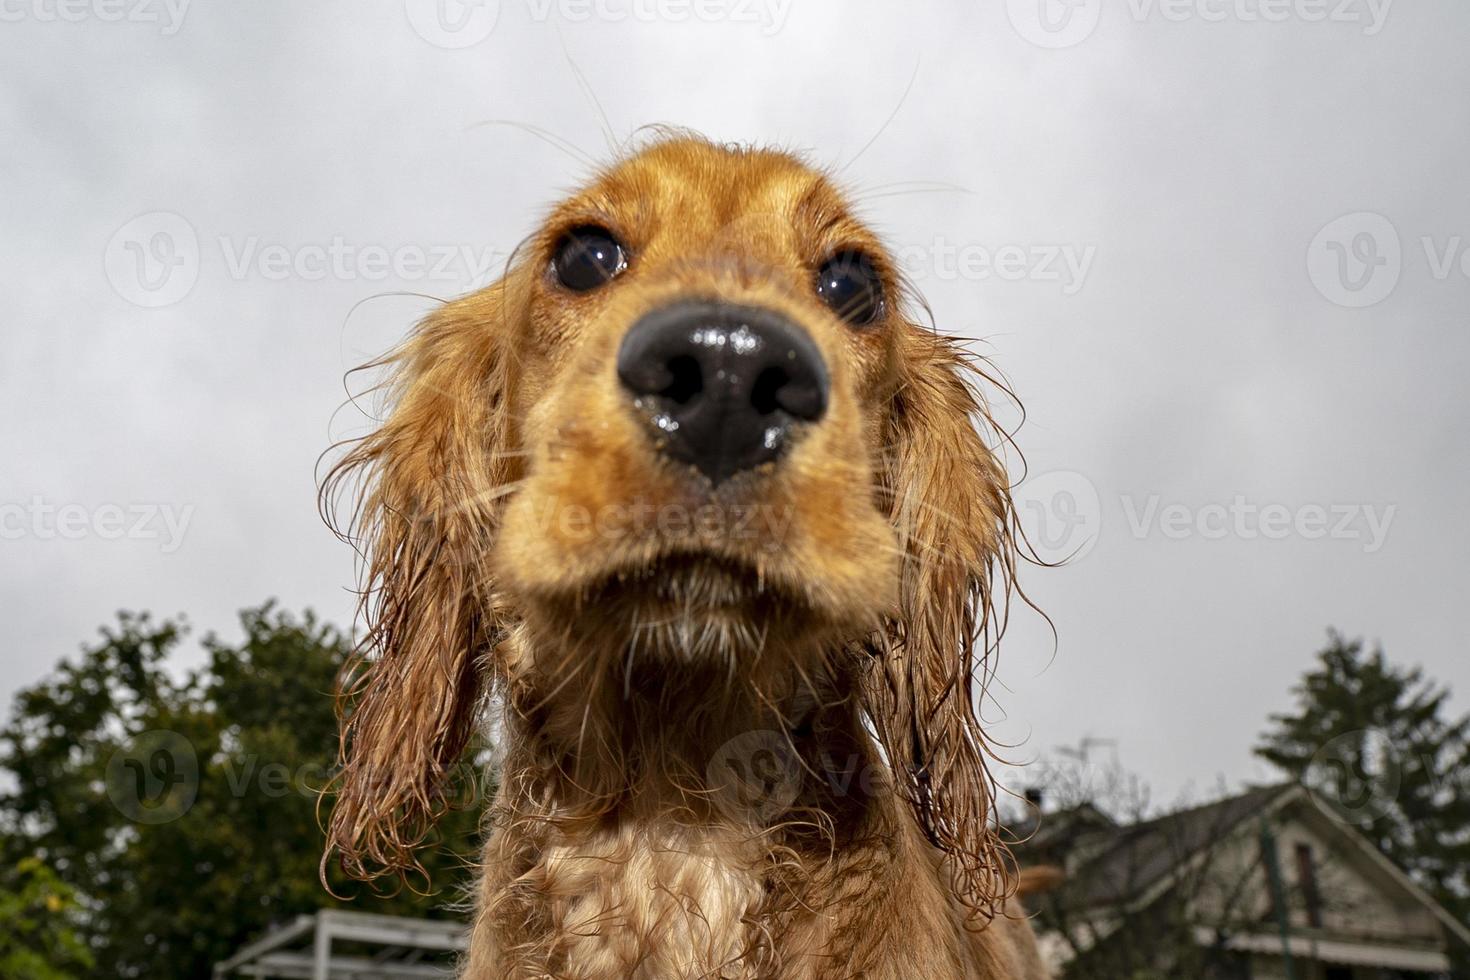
1032,781,1470,951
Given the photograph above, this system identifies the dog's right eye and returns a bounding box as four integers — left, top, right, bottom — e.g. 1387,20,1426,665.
815,250,883,325
552,226,628,292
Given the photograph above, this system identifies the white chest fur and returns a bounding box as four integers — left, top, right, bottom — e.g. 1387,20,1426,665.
537,822,768,980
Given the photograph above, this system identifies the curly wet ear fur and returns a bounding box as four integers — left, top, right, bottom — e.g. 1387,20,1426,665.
319,277,525,886
866,323,1022,922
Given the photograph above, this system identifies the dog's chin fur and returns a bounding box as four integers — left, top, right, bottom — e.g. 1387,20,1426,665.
573,553,829,636
538,551,872,646
322,135,1046,979
503,557,863,720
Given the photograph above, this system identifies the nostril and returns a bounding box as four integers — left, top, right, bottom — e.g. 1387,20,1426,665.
662,355,703,404
771,370,826,422
749,366,789,416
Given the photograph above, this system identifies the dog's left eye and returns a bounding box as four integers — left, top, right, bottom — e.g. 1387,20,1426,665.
552,225,628,291
815,250,883,325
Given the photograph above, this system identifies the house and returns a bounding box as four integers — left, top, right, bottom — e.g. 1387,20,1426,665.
1022,783,1470,979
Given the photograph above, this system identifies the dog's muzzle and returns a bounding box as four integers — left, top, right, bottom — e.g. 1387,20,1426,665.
616,300,830,484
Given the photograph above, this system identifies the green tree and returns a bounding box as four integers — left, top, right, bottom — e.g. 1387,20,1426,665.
0,603,487,979
1255,631,1470,960
0,856,94,979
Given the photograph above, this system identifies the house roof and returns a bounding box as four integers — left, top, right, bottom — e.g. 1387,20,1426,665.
1027,781,1470,952
1036,782,1290,909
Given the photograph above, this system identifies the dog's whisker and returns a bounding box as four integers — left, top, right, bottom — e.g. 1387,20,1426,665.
839,60,920,173
466,118,599,169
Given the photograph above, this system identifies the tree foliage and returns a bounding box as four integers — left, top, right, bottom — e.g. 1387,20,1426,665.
0,856,93,980
0,603,488,979
1255,630,1470,973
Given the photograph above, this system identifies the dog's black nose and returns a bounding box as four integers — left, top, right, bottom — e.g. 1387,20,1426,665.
617,301,830,484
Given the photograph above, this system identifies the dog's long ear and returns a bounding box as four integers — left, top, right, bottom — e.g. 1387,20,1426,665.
868,323,1021,920
320,276,526,886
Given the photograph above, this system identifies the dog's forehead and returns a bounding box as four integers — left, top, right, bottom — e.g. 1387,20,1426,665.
573,139,860,246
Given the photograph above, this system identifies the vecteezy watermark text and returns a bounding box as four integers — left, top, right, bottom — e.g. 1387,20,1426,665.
707,729,899,823
404,0,792,48
1122,495,1395,553
1,498,194,553
523,0,791,32
0,0,190,33
1006,0,1393,50
1015,471,1397,562
531,498,796,547
1124,0,1392,32
896,239,1096,295
217,236,506,285
106,730,491,823
104,210,509,307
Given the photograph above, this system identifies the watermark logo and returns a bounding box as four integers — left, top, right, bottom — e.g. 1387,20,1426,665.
106,730,199,824
1305,728,1400,823
707,730,802,823
1308,213,1470,307
104,211,199,308
405,0,500,47
1307,211,1401,308
1006,0,1103,49
1014,470,1101,563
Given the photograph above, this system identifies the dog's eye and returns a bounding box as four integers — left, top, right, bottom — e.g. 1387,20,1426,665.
815,250,883,325
552,226,628,291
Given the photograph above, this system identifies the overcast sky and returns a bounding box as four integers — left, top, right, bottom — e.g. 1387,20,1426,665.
3,0,1467,809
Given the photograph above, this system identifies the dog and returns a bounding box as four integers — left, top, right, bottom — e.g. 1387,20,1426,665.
322,134,1047,979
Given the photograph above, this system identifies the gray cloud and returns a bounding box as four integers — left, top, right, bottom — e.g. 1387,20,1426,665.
3,0,1467,803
